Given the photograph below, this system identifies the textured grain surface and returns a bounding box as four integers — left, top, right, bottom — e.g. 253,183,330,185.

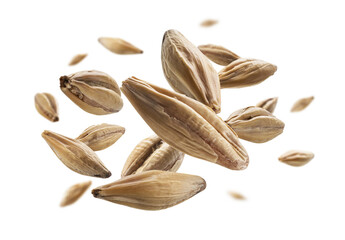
162,29,221,113
76,123,125,151
121,77,249,170
198,44,240,66
60,70,123,115
92,170,206,210
42,130,111,178
279,150,314,167
121,135,184,177
225,106,284,143
34,93,59,122
219,58,277,88
256,97,278,113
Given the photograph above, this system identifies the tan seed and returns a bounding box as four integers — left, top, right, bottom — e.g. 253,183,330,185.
76,123,125,151
60,70,123,115
60,181,92,207
219,58,277,88
69,53,87,66
291,96,314,112
92,170,206,210
279,150,314,167
225,106,285,143
198,44,240,66
228,191,246,200
42,130,111,178
200,19,218,27
34,93,59,122
98,37,143,54
256,97,278,113
121,77,249,170
121,135,184,177
161,29,221,113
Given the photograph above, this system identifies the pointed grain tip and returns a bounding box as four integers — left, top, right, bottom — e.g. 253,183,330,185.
92,189,101,198
97,171,111,178
41,130,49,137
273,64,278,72
200,179,207,192
59,75,69,88
105,171,112,178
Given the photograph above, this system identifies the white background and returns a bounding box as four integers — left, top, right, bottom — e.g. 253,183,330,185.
1,0,344,239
